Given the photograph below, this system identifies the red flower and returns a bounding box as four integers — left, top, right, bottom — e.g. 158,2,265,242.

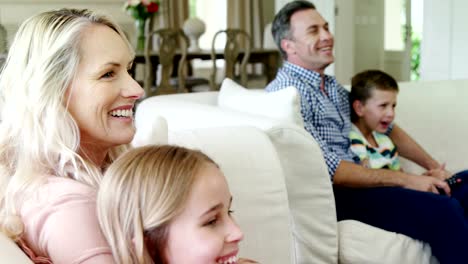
124,0,159,20
146,2,159,13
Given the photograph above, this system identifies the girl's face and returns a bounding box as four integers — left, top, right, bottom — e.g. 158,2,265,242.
67,25,143,155
165,163,244,264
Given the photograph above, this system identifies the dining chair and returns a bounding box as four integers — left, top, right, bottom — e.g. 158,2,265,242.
210,29,251,90
0,23,6,54
144,28,189,97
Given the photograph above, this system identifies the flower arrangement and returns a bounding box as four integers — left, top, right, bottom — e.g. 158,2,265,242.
124,0,160,21
124,0,160,51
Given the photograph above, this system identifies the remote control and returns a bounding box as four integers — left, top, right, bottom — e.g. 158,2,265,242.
437,174,463,195
445,174,463,188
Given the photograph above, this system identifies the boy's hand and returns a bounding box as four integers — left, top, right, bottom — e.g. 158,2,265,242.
404,174,451,195
423,163,453,180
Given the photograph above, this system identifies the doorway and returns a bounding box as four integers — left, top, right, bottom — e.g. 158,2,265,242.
354,0,424,82
383,0,423,81
383,0,410,81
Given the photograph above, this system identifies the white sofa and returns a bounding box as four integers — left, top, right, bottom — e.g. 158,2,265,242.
131,79,468,264
1,79,466,263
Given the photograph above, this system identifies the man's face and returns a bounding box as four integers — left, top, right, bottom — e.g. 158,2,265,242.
282,8,334,73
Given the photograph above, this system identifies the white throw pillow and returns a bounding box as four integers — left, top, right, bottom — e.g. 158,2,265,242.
132,115,168,147
217,78,303,127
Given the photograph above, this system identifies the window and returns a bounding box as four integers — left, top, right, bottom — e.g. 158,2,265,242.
189,0,227,50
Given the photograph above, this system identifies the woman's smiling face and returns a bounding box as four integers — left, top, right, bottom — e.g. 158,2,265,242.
66,24,144,156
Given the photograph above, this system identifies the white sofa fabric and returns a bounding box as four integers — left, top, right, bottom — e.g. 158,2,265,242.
0,232,33,263
2,79,466,263
133,79,468,263
134,94,338,264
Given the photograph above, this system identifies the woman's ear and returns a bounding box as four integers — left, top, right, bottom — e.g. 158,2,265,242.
352,100,365,117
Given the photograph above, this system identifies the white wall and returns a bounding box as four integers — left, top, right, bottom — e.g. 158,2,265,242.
451,0,468,79
0,0,135,48
334,0,354,85
353,0,384,74
420,0,468,80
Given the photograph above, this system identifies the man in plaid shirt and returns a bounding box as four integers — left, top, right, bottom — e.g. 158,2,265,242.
266,1,468,263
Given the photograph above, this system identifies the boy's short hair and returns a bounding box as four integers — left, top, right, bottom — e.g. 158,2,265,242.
350,70,399,122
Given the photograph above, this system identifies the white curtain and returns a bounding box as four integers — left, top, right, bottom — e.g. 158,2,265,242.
147,0,189,51
227,0,264,49
227,0,265,75
150,0,188,30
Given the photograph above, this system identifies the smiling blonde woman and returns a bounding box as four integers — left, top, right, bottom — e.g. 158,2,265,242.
0,8,143,263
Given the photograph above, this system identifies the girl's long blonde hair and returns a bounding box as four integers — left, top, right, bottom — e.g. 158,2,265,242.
0,9,133,239
97,145,216,264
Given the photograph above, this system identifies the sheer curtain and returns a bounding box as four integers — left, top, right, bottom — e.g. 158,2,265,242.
150,0,189,31
227,0,265,77
227,0,264,49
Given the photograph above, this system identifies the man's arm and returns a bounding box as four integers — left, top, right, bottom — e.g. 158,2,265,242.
333,160,450,195
389,124,440,170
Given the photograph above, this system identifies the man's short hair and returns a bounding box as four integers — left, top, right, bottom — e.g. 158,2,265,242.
272,0,316,59
350,70,399,122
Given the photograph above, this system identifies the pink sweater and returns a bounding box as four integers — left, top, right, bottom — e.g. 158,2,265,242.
19,176,115,264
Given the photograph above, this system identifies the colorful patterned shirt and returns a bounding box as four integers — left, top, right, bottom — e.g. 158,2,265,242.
265,62,358,179
349,124,401,170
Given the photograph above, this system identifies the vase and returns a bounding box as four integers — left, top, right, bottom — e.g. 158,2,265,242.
183,17,206,52
134,18,146,52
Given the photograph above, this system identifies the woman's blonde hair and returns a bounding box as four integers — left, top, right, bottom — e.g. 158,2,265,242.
97,145,216,264
0,9,133,239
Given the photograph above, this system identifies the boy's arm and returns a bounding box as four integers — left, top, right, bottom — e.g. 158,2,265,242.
389,124,440,170
332,160,450,195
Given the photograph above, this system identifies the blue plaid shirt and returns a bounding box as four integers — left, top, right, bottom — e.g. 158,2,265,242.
266,62,357,179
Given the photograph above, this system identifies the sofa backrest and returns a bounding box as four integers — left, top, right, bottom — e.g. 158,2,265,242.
395,79,468,173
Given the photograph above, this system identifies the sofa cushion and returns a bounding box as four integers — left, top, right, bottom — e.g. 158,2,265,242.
218,78,303,127
266,125,338,263
338,220,438,264
132,115,168,147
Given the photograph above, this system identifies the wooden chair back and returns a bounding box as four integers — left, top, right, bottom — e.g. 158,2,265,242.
144,28,189,96
210,29,251,90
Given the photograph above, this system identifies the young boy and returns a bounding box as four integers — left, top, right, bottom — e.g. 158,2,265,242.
349,70,468,190
349,70,401,170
